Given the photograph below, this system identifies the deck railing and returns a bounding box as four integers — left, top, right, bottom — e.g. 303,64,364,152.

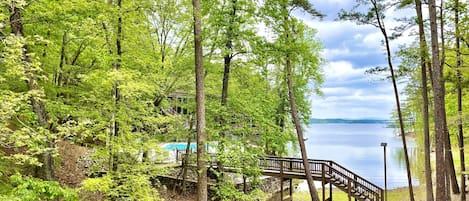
177,153,384,201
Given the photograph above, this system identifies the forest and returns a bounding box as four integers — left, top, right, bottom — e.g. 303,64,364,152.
0,0,468,201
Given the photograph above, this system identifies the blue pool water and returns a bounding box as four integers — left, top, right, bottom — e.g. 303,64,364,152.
164,143,197,151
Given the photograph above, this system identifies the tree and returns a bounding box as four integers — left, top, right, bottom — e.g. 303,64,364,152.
6,0,54,181
204,0,259,190
22,0,165,199
414,0,434,200
339,1,415,200
263,1,323,200
454,0,466,200
193,0,207,200
284,24,320,201
109,0,123,173
428,0,448,200
439,2,460,196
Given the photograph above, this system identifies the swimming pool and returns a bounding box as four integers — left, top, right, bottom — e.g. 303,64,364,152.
163,143,197,151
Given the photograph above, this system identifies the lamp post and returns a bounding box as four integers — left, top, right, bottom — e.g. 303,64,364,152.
381,142,388,201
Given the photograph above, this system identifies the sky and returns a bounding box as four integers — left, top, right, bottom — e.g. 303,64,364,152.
296,1,416,120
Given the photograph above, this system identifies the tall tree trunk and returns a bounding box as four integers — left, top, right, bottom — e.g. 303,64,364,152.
439,1,460,195
8,4,54,181
286,54,320,201
415,0,434,200
455,0,466,200
56,32,67,87
181,115,195,193
221,54,231,106
217,0,237,184
428,0,448,200
109,0,123,172
193,0,207,200
370,1,415,200
220,0,237,106
445,125,459,194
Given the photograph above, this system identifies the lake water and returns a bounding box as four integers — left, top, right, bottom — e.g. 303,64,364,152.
293,123,419,190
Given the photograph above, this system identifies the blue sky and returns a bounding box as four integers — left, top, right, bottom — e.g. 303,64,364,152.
296,1,416,120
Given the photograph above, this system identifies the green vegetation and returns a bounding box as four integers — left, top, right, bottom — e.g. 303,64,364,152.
294,186,427,201
0,0,323,200
1,0,468,200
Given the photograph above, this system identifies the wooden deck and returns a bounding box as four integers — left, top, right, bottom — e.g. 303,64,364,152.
177,152,384,201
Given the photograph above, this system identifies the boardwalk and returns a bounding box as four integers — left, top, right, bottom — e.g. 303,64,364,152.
177,152,384,201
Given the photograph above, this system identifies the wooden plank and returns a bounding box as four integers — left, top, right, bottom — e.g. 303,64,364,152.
185,155,383,201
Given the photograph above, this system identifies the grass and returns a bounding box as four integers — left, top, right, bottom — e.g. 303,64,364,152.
293,186,428,201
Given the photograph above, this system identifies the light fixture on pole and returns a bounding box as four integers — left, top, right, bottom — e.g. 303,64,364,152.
381,142,388,201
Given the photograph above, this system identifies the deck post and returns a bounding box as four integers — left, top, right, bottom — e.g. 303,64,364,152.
381,189,385,201
289,178,293,201
243,175,247,194
280,159,284,176
348,179,352,201
280,178,284,201
322,163,325,201
328,162,332,200
353,175,357,201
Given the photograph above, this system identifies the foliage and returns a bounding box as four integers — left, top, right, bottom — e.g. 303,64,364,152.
1,174,78,201
0,0,325,200
81,172,161,201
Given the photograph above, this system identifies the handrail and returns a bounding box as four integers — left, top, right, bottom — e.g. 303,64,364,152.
262,156,382,200
264,156,382,196
177,153,383,200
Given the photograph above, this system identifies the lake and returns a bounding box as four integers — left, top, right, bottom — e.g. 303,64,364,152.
293,123,419,190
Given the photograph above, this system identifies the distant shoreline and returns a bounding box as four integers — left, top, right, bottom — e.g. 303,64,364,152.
310,118,391,124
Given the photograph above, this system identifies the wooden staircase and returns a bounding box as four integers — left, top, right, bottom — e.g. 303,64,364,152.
257,156,384,201
176,152,384,201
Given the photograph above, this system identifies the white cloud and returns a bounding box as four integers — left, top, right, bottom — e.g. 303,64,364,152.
354,33,363,40
294,1,417,119
321,48,351,60
323,61,365,81
303,20,376,44
362,32,382,49
311,79,397,119
321,87,354,96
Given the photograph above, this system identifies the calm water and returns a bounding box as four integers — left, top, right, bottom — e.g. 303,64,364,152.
164,143,197,151
294,123,418,189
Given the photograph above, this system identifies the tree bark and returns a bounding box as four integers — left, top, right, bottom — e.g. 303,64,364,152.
221,0,236,107
193,0,207,200
370,1,415,200
217,0,237,185
428,0,448,200
56,32,67,87
109,0,123,172
439,1,460,195
181,115,195,193
415,1,434,200
8,3,54,181
445,127,460,195
455,0,466,200
286,54,320,201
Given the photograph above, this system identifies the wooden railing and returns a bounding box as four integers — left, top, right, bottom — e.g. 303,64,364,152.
176,152,384,201
259,156,383,200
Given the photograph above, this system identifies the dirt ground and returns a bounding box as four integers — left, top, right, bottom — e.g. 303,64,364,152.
55,140,92,188
159,189,197,201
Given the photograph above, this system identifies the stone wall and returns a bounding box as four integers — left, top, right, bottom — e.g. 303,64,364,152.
155,174,293,200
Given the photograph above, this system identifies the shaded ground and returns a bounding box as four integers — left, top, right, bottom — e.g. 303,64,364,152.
159,189,197,201
293,185,468,201
55,140,92,188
